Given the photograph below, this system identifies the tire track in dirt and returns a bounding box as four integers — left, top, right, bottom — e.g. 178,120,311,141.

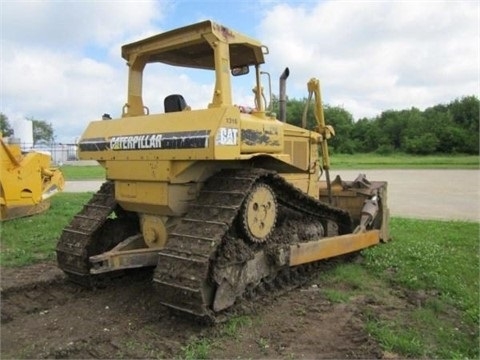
1,261,387,359
1,264,206,359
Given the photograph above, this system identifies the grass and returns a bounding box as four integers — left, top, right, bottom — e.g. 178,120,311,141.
362,218,480,358
311,217,479,358
256,337,270,355
0,193,92,267
0,193,478,358
118,339,165,359
366,320,424,357
222,315,252,338
331,153,479,169
363,219,479,327
180,337,211,360
178,315,253,359
322,288,351,303
59,164,105,180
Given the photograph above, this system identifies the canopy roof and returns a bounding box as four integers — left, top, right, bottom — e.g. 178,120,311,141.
121,20,265,70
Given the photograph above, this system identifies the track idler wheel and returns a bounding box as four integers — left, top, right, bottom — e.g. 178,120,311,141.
240,183,277,243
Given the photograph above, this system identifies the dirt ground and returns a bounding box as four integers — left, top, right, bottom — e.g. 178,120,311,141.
5,169,477,359
0,260,411,359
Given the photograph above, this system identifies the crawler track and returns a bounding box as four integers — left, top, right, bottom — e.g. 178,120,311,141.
56,181,139,284
153,169,352,319
55,169,355,320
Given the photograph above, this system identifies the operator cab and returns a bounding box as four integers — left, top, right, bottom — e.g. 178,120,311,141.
121,20,268,118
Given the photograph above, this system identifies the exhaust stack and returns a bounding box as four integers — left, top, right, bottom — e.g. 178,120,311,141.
279,67,290,122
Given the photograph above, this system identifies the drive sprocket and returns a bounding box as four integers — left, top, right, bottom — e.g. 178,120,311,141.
240,182,277,243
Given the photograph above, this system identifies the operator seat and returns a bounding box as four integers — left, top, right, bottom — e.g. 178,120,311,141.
164,94,187,113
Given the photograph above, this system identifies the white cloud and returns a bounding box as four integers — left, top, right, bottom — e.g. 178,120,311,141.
257,1,479,119
1,0,168,142
2,1,162,49
142,66,214,112
1,0,478,144
2,44,123,141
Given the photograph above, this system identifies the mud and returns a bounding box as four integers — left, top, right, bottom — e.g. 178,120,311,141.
0,261,409,359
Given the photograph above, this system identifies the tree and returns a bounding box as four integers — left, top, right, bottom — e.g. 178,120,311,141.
27,117,54,145
447,96,479,153
324,106,355,153
285,98,316,128
448,96,479,133
282,94,478,154
351,118,381,152
377,109,409,150
424,98,479,154
0,113,13,137
401,108,431,153
404,133,439,154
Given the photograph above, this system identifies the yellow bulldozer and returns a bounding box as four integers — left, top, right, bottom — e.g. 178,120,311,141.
0,135,65,221
56,20,389,319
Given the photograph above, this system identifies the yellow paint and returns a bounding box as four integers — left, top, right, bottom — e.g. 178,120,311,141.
289,230,380,266
0,136,64,221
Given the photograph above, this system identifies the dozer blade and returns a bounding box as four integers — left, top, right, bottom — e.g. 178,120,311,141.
212,229,381,313
320,173,390,242
0,135,65,222
0,200,51,222
288,229,380,266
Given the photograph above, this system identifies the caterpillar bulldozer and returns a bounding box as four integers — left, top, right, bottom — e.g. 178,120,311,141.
56,20,389,319
0,135,65,221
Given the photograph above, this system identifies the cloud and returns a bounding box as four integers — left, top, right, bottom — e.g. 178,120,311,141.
2,1,162,49
257,1,479,119
1,0,478,144
1,0,168,142
2,44,122,140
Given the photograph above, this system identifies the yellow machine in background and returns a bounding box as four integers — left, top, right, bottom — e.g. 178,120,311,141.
0,135,65,221
57,20,389,319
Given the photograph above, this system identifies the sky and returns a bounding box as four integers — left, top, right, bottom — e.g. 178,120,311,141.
1,0,478,143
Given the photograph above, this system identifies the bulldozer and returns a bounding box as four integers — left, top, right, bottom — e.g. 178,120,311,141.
0,134,65,221
56,20,389,319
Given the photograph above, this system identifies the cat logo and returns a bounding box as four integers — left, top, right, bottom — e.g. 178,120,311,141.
216,127,238,146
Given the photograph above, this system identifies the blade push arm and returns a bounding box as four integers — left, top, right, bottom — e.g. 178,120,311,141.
302,78,335,203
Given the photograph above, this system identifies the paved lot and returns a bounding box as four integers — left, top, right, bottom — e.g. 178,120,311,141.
334,169,479,221
64,169,480,222
64,180,104,193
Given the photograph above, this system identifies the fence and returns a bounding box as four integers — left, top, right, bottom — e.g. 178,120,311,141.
7,140,79,165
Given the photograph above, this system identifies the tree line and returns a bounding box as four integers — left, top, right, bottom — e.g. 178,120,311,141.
285,95,479,155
